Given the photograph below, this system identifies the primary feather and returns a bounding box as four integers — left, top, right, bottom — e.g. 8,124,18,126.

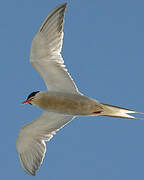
30,3,79,94
17,112,74,176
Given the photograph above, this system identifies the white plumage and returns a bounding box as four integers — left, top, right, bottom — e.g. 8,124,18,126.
17,3,77,176
30,3,78,93
17,3,144,176
17,112,74,176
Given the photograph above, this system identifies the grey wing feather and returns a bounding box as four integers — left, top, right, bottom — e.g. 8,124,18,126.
16,111,74,176
30,3,80,94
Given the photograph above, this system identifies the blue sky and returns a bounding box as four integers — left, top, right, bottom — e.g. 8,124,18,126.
1,0,144,179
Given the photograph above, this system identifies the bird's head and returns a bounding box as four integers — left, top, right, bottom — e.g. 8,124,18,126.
21,91,40,105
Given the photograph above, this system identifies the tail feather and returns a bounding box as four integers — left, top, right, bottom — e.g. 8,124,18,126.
100,103,144,120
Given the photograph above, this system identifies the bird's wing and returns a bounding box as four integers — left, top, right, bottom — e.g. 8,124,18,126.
16,111,74,176
30,3,79,94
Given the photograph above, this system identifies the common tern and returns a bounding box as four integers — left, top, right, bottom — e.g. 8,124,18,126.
17,3,144,176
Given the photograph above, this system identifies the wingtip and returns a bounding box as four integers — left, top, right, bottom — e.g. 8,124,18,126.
39,2,68,33
57,2,67,9
19,153,37,176
62,2,67,6
59,2,67,11
63,2,68,6
26,170,36,176
30,172,36,176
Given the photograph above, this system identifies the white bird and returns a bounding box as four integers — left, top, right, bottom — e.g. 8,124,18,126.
17,3,144,176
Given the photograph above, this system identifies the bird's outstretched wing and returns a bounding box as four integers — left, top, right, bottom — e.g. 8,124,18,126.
16,111,74,176
30,3,79,94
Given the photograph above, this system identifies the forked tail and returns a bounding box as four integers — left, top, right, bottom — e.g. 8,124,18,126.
100,103,144,120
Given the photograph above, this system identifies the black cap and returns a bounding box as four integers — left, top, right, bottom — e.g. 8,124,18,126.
27,91,40,105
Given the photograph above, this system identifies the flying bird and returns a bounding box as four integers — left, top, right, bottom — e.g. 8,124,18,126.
16,3,144,176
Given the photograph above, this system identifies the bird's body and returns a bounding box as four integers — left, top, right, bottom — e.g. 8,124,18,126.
17,3,144,176
28,91,103,115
